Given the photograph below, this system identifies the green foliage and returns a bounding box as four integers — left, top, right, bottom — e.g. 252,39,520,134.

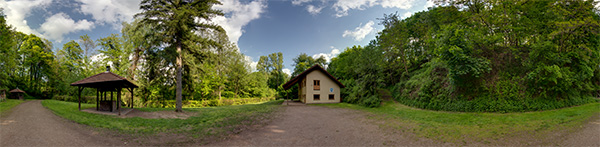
136,0,226,112
257,52,287,90
329,45,384,107
337,1,599,111
143,97,276,108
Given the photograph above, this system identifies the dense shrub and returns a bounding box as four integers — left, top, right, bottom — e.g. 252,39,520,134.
143,97,276,108
393,60,597,112
53,95,97,104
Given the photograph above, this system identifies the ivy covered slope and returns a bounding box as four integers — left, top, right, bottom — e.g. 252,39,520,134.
328,0,600,111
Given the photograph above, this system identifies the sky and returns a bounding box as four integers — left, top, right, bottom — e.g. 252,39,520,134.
0,0,437,76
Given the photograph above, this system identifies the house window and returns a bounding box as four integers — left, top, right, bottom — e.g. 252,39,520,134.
329,94,334,100
314,94,320,100
314,80,320,90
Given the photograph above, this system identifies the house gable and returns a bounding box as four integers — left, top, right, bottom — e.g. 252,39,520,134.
282,64,344,90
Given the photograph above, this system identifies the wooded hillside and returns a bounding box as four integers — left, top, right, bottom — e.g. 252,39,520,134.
329,0,600,112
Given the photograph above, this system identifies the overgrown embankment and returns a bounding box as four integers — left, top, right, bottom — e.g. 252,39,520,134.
328,1,600,112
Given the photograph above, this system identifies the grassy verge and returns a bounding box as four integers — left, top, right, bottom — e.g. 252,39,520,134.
316,101,600,145
0,99,25,117
42,100,283,144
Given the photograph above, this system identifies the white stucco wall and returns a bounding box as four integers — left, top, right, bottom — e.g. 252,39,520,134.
303,70,341,104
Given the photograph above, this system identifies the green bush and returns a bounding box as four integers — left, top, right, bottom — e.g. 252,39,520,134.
53,95,96,104
142,97,276,108
392,59,597,113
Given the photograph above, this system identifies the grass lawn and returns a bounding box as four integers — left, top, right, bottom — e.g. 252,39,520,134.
42,100,283,143
0,99,25,117
316,101,600,145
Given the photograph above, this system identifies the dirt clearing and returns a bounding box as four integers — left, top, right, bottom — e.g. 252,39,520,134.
209,104,445,146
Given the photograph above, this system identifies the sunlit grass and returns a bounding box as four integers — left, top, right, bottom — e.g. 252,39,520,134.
316,101,600,144
42,100,283,139
0,99,25,117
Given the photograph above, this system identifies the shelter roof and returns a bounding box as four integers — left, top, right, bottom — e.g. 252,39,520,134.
70,71,138,89
282,64,345,90
9,88,25,93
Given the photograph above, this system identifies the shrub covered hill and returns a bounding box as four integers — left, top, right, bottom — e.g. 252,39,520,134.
327,0,600,112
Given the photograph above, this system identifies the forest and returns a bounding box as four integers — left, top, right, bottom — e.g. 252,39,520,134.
329,0,600,112
1,0,599,112
0,1,288,110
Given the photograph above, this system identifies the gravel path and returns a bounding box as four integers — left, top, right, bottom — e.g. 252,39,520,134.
559,114,600,146
210,104,443,146
0,100,125,146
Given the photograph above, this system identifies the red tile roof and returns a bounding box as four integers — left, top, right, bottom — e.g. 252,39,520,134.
282,64,345,90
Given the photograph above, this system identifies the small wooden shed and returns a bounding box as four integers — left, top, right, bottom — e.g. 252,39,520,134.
70,66,138,115
9,88,25,100
282,65,345,104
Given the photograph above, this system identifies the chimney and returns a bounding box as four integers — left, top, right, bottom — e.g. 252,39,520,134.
106,66,110,72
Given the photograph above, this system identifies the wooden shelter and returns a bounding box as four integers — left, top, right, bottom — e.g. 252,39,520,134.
9,88,25,100
70,66,138,115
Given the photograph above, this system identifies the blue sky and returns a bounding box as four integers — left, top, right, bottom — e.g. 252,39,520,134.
1,0,436,75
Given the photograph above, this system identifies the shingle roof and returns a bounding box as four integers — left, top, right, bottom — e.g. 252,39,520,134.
282,64,345,90
9,88,25,93
70,71,138,89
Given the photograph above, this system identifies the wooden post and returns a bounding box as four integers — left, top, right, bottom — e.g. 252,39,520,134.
118,88,121,116
130,88,134,108
78,87,83,111
110,91,113,112
96,89,99,111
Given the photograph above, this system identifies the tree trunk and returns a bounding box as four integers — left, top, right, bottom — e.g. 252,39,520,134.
175,40,183,112
129,47,141,80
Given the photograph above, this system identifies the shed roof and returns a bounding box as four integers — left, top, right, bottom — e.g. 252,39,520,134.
70,71,138,89
9,88,25,93
282,64,345,90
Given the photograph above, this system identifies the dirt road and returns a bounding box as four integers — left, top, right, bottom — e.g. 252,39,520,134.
0,100,125,146
210,103,444,146
1,100,597,146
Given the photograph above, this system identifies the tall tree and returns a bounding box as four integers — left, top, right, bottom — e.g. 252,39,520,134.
0,9,15,89
79,34,96,76
136,0,225,112
291,53,326,77
97,34,129,76
256,52,285,89
122,19,154,80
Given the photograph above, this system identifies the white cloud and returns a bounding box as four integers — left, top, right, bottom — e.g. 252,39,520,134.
291,0,313,5
342,20,374,41
244,55,258,72
312,46,341,63
306,5,324,15
333,0,414,17
425,0,435,9
402,11,413,19
39,13,94,42
1,0,51,35
379,0,414,9
213,0,267,44
282,68,291,76
76,0,141,28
